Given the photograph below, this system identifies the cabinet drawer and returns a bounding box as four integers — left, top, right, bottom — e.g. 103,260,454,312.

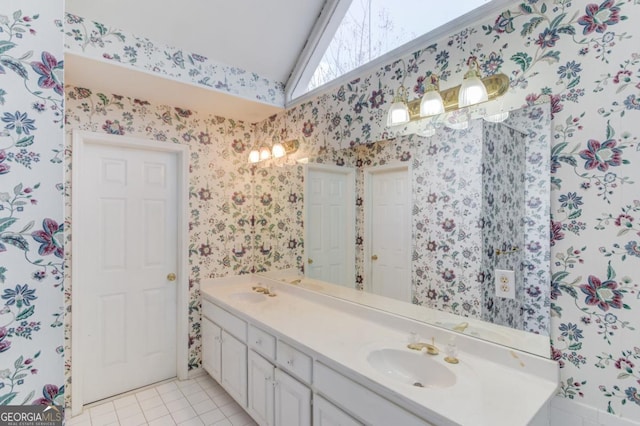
249,325,276,360
277,340,312,384
314,362,431,426
202,300,247,342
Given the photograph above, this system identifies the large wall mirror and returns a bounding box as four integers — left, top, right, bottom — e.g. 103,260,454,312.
256,102,551,356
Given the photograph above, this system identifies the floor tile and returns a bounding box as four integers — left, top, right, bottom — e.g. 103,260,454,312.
118,413,147,426
217,402,242,418
139,395,164,411
186,391,209,406
135,388,159,402
143,404,170,422
148,414,176,426
170,406,197,424
71,377,254,426
160,389,183,404
177,418,204,426
92,411,119,426
90,402,116,418
198,409,226,426
165,397,191,413
155,382,179,395
191,398,216,416
116,404,143,420
113,395,138,410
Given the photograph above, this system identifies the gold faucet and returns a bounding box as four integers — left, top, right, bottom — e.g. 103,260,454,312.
453,322,469,332
407,337,439,355
252,285,270,295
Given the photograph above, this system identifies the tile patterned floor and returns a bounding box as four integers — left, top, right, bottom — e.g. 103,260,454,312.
66,375,257,426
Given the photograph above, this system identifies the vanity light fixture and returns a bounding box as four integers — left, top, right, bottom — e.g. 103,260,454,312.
458,56,489,108
386,56,509,127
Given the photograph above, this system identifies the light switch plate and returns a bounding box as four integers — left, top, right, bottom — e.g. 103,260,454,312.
495,269,515,299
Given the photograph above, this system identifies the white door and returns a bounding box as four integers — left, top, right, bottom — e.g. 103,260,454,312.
365,166,411,302
304,165,355,286
274,369,311,426
77,143,178,404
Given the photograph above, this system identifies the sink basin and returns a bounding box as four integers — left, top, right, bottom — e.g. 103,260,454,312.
366,349,456,389
228,292,267,303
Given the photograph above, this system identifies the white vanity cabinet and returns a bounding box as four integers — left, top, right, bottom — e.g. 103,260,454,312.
313,395,362,426
246,338,312,426
201,301,248,407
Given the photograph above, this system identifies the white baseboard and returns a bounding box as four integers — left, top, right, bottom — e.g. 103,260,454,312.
188,367,206,379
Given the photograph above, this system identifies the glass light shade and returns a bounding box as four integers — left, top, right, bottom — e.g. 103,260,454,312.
458,72,488,107
420,88,445,117
386,101,410,126
484,111,510,123
248,149,260,163
446,120,469,130
259,146,271,161
419,125,436,137
272,142,286,158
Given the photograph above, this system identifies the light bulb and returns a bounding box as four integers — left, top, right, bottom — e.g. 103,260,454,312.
248,149,260,163
259,146,271,161
420,89,445,117
272,142,286,158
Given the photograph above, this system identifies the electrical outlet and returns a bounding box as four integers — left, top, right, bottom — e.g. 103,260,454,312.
495,269,515,299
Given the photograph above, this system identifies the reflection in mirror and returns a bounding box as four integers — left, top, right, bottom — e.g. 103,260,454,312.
256,102,551,356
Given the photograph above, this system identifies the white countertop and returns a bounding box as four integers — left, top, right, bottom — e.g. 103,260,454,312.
201,274,558,426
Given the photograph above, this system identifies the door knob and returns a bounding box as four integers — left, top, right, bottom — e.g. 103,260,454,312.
371,255,378,261
167,273,177,281
308,258,313,264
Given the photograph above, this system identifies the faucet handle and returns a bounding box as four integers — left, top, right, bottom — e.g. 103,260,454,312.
444,337,459,364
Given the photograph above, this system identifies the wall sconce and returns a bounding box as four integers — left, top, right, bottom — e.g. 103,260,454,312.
387,55,509,127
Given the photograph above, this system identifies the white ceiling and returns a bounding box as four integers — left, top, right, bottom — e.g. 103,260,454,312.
64,0,327,122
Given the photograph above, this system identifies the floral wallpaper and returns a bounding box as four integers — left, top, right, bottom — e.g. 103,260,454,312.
0,2,65,407
11,0,633,421
250,0,640,419
63,13,285,107
64,86,257,405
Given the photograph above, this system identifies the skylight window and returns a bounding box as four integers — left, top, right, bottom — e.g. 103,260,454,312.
295,0,492,97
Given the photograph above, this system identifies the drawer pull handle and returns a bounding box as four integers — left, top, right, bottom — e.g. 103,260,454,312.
255,338,262,345
287,359,294,367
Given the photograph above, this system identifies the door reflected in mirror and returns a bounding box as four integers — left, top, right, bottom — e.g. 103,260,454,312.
254,102,551,356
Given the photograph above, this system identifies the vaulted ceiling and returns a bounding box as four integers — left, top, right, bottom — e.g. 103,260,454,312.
64,0,329,121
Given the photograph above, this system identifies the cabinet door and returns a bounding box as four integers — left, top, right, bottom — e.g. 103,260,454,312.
221,330,248,407
313,395,362,426
274,369,311,426
247,351,275,426
202,317,222,382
